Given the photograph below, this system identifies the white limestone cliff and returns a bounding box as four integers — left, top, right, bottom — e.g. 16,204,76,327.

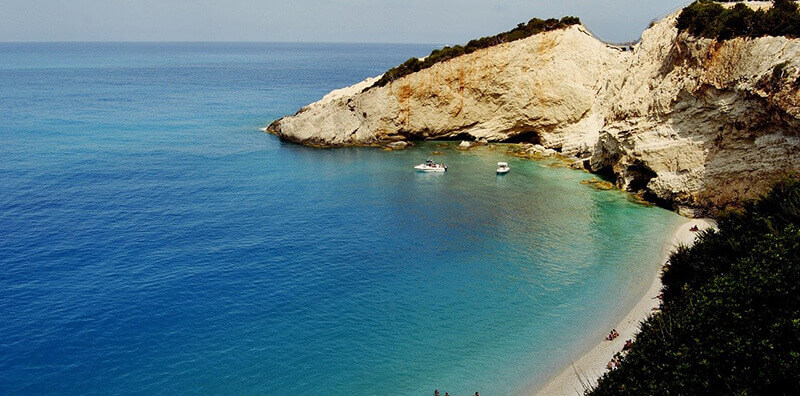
267,9,800,216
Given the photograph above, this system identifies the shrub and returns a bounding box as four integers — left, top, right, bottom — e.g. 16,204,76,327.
677,0,800,40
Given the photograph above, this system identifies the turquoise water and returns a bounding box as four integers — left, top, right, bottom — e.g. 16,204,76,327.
0,43,684,395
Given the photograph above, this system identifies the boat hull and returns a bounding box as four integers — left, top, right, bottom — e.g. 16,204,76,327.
414,164,447,172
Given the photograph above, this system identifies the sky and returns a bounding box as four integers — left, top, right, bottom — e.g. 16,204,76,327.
1,0,692,44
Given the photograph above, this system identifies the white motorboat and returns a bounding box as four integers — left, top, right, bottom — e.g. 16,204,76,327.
496,162,510,174
414,158,447,172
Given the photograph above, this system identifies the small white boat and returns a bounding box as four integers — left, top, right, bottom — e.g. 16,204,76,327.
496,162,510,174
414,158,447,172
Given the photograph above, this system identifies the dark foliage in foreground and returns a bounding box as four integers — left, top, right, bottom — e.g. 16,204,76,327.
367,16,581,90
677,0,800,40
590,177,800,395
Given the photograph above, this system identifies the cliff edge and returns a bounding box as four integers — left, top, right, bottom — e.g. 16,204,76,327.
267,7,800,216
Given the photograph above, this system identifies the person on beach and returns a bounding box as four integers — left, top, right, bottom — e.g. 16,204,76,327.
611,352,623,369
623,339,633,351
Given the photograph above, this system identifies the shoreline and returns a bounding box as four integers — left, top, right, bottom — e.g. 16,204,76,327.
533,217,716,395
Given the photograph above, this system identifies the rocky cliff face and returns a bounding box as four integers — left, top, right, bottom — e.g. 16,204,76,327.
267,10,800,217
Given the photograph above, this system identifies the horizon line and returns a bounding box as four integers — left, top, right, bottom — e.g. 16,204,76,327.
0,40,448,46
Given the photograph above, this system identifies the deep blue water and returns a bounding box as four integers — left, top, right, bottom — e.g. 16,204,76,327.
0,43,683,395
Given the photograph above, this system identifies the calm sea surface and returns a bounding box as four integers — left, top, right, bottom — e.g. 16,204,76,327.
0,43,684,395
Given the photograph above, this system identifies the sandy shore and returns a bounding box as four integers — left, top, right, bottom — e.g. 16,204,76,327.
534,217,716,396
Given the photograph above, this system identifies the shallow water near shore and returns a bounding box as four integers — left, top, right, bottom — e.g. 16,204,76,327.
0,43,685,395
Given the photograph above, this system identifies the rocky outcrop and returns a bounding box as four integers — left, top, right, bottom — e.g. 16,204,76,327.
268,25,621,147
267,7,800,216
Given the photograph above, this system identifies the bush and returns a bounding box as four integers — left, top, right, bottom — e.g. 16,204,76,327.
367,16,581,90
677,0,800,40
590,177,800,395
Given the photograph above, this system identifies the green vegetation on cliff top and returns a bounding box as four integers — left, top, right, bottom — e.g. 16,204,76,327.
367,16,580,90
677,0,800,40
590,177,800,395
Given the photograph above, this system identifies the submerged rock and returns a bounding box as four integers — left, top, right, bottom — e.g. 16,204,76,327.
581,178,615,190
384,141,410,150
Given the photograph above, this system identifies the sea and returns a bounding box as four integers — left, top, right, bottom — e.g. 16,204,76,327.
0,42,685,395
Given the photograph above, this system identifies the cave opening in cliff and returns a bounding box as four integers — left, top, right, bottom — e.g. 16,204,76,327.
503,131,542,144
626,164,658,192
624,164,676,210
426,132,481,142
594,167,617,183
447,132,476,141
642,191,675,212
